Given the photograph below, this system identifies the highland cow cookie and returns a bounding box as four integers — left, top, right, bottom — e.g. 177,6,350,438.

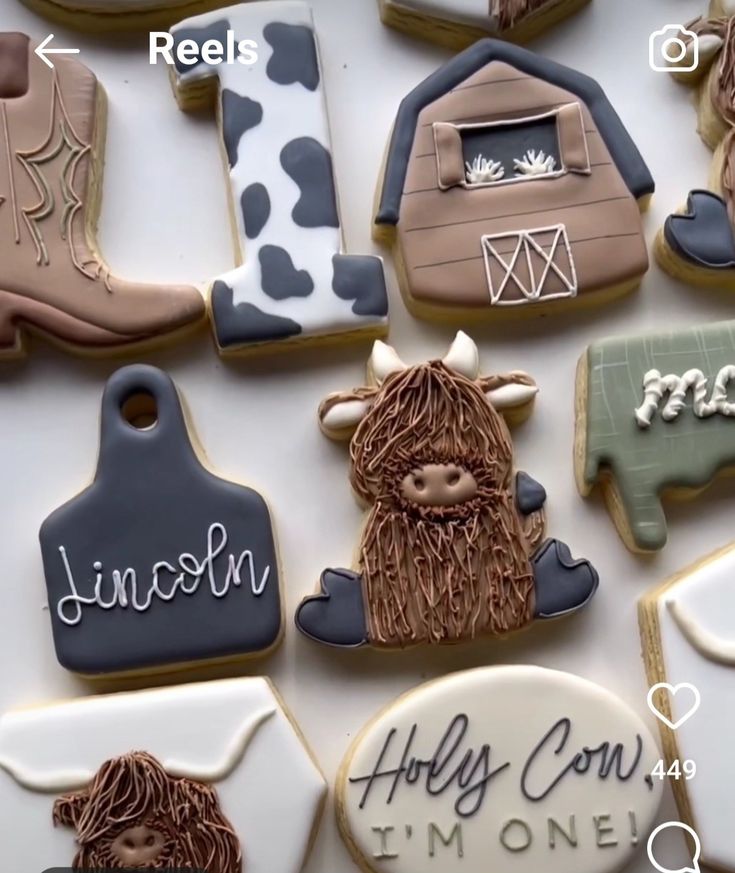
0,32,205,357
296,332,598,649
374,39,653,322
338,666,663,873
655,0,735,287
169,1,389,355
39,365,282,678
640,543,735,873
576,319,735,553
378,0,592,51
0,677,325,872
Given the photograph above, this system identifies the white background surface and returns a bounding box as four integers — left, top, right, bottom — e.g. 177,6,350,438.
0,0,727,870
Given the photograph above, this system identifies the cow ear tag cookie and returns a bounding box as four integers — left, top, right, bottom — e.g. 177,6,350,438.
39,364,282,678
296,332,599,649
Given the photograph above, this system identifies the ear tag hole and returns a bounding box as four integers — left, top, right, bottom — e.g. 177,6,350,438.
121,391,159,431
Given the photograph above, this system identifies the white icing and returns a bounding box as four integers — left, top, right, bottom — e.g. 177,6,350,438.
387,0,499,30
369,340,407,384
666,598,735,665
465,154,505,184
482,224,578,306
657,547,735,871
55,522,270,626
442,331,480,380
321,399,372,431
339,666,662,873
0,677,326,873
635,366,735,428
486,381,538,409
514,149,557,176
172,2,386,341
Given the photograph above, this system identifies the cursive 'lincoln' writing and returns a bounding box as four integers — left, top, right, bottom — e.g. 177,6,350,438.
348,714,511,818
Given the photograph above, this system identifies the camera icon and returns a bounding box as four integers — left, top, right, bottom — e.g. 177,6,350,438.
650,24,698,72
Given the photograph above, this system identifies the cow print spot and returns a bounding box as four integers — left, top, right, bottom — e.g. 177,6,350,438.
260,245,314,299
264,22,320,91
172,19,229,74
242,184,271,239
211,281,302,347
222,90,263,168
280,138,339,229
332,254,389,317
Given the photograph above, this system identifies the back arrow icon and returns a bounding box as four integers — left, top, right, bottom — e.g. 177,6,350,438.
35,34,80,69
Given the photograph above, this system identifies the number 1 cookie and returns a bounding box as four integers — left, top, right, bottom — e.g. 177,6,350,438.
170,1,389,355
640,544,735,872
296,332,598,648
379,0,592,51
39,364,282,678
0,32,205,358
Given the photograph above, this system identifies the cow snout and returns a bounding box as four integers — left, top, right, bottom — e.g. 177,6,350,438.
111,825,166,866
401,463,478,506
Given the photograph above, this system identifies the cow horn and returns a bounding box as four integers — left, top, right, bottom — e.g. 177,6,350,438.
0,758,95,792
163,707,275,783
442,331,479,379
369,340,407,384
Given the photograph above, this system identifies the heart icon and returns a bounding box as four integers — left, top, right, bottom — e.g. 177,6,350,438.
646,682,701,730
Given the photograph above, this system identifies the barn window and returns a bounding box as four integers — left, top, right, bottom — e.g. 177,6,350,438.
433,104,590,190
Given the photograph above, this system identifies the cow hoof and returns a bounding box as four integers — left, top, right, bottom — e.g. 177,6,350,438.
295,568,368,647
664,190,735,268
532,539,599,619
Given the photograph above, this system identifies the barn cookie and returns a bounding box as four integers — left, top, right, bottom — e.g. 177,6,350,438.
576,319,735,552
655,1,735,288
0,32,205,358
170,1,389,356
296,332,599,649
379,0,592,52
39,364,282,678
374,39,653,322
640,544,735,873
0,677,325,872
337,665,663,873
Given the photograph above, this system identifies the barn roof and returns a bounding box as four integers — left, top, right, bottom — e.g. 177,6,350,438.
375,39,655,226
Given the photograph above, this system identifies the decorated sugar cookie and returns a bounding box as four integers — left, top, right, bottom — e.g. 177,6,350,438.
655,1,735,287
39,365,282,677
338,666,663,873
0,677,325,872
0,33,205,358
379,0,592,51
296,332,598,649
18,0,231,30
576,319,735,552
170,2,389,356
373,39,653,322
639,543,735,872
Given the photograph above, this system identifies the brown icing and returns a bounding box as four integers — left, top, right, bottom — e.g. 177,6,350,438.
328,361,536,647
0,34,29,100
0,36,204,352
396,60,648,309
493,0,553,31
53,751,241,871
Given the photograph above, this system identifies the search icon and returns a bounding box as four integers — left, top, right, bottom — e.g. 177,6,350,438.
647,822,701,873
